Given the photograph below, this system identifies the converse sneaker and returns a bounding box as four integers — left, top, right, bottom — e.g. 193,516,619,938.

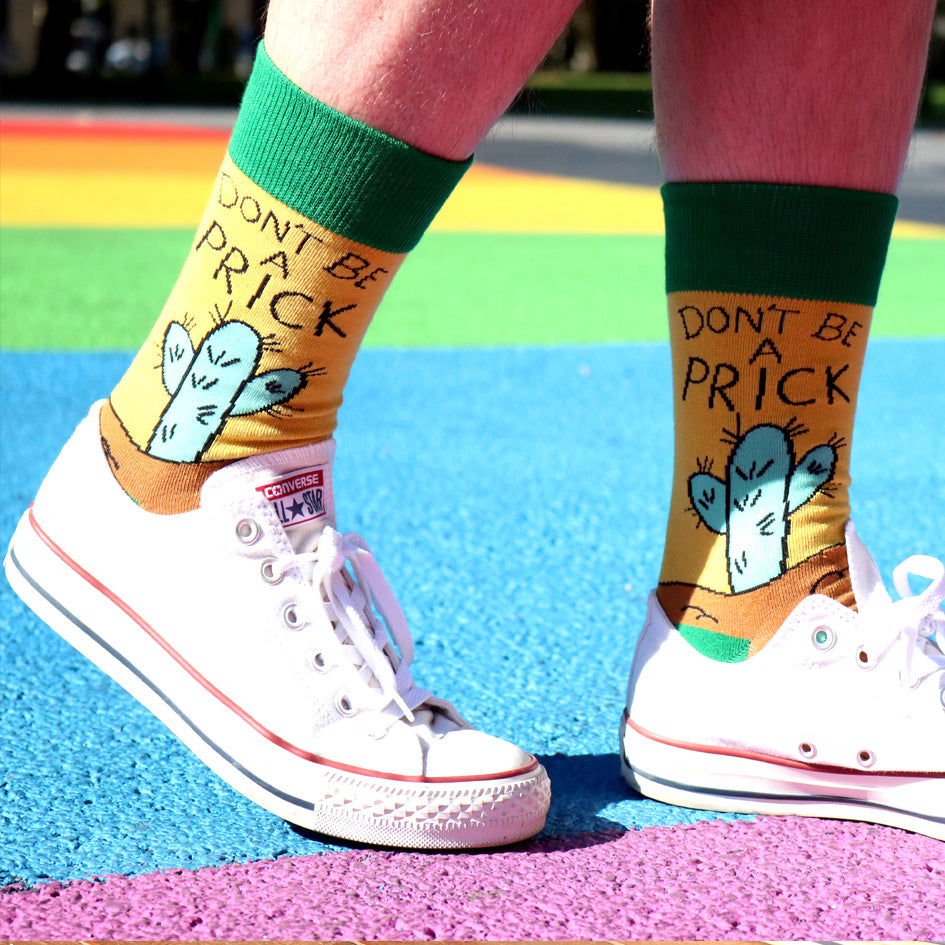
4,402,550,849
621,522,945,840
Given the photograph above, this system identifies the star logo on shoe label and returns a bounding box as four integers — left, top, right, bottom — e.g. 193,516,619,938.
256,467,327,528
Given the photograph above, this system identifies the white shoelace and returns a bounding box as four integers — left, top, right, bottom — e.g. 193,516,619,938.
882,553,945,690
275,526,433,724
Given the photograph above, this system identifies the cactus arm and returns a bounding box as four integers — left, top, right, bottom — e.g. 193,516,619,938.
787,443,837,513
725,425,792,593
147,321,262,463
231,369,304,416
688,473,728,533
161,321,196,395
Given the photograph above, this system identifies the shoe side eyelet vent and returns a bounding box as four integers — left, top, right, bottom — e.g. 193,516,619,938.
308,651,330,673
798,742,817,759
282,602,303,630
812,625,835,650
235,518,261,545
857,748,876,768
334,692,356,717
855,647,875,669
260,557,284,585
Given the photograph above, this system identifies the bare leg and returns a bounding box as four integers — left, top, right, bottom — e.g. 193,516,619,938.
266,0,581,159
651,0,934,190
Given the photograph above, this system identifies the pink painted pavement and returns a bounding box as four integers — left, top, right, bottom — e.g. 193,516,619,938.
3,817,943,940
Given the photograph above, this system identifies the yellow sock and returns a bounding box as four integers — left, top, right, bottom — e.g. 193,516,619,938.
656,183,898,660
103,44,469,514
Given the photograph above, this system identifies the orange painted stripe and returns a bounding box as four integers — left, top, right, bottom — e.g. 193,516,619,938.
1,118,231,142
2,127,226,176
28,504,538,785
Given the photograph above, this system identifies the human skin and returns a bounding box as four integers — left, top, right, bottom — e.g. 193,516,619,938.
264,0,581,160
266,0,934,187
650,0,936,192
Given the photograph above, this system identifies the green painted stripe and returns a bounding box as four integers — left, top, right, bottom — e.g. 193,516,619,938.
664,182,898,306
675,621,750,663
0,229,940,350
228,43,471,254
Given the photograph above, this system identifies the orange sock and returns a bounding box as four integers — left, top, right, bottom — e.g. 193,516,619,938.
657,182,898,660
103,44,469,513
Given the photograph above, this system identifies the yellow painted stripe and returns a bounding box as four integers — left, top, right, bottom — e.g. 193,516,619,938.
1,169,215,227
436,166,667,234
0,162,670,232
888,219,945,238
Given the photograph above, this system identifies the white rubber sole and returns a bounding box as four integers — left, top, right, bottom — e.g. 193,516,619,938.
620,713,945,841
4,508,550,849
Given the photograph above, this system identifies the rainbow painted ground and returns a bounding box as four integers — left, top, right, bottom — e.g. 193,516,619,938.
1,117,943,939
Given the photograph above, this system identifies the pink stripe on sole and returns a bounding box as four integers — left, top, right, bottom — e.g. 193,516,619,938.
3,817,942,940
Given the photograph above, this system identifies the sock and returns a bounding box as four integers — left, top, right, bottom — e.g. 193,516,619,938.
656,182,898,661
103,43,469,514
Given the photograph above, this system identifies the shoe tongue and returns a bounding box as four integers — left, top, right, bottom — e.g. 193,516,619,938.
845,520,891,610
204,439,337,553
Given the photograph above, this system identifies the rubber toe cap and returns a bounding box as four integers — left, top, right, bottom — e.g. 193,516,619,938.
312,713,536,782
422,727,537,780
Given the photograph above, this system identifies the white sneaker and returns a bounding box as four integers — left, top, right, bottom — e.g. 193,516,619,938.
622,522,945,840
5,402,550,849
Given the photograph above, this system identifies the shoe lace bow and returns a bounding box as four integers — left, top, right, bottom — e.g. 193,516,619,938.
282,526,433,724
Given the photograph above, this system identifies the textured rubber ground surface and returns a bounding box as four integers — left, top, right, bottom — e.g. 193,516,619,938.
1,116,944,938
2,341,944,936
3,819,943,939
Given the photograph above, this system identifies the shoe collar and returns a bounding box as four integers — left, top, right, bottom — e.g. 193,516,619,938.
200,438,337,553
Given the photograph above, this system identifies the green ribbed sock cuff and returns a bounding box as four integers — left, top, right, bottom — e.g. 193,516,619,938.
664,182,898,305
228,42,472,254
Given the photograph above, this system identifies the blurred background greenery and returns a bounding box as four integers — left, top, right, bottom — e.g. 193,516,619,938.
1,0,944,122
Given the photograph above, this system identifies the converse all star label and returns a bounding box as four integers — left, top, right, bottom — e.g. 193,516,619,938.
256,466,329,530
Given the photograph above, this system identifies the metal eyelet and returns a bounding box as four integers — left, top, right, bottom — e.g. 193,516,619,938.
811,625,836,651
308,651,330,673
334,692,356,717
235,518,261,545
798,742,817,760
856,748,876,768
260,557,284,585
899,669,921,691
855,646,876,670
282,602,303,630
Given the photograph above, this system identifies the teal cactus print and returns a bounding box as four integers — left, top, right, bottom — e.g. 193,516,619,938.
148,319,304,462
688,423,837,593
